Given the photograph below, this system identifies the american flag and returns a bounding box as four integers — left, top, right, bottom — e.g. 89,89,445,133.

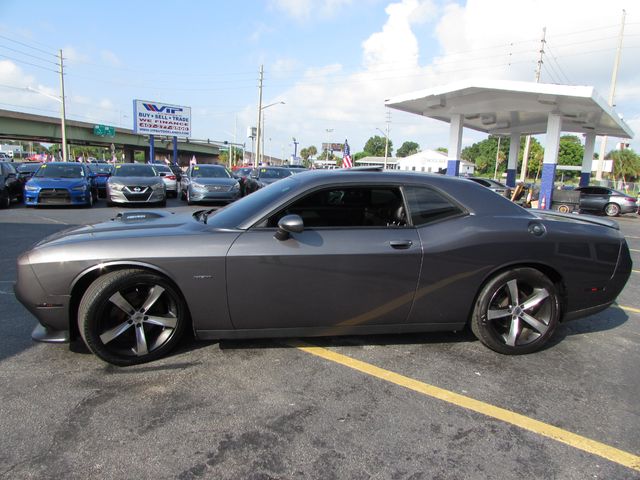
343,139,353,168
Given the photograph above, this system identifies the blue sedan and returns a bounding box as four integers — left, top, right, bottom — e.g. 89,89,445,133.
24,162,96,207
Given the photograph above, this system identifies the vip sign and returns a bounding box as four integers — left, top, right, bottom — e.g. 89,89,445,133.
133,100,191,137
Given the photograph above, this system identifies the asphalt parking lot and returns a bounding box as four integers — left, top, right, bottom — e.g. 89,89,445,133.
0,199,638,479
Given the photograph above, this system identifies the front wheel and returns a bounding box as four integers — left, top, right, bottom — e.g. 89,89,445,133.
78,269,187,366
604,202,620,217
471,268,560,355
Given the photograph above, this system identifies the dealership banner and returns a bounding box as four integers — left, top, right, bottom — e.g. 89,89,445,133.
133,100,191,137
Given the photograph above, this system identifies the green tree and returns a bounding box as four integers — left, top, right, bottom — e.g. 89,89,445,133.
396,141,419,157
354,151,369,161
461,136,509,176
557,135,584,178
606,148,640,181
436,147,448,154
364,135,393,157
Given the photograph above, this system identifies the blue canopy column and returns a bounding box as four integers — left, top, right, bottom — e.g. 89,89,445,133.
539,113,562,210
172,136,178,165
506,133,520,188
447,114,463,176
579,132,596,187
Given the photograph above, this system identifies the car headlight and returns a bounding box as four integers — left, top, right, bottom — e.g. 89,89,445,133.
72,185,87,191
109,183,124,191
25,185,38,191
231,182,240,190
191,182,206,190
151,183,165,191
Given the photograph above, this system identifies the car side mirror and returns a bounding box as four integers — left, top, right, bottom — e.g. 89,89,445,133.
274,214,304,241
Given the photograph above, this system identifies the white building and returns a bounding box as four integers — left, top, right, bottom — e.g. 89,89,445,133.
396,150,476,174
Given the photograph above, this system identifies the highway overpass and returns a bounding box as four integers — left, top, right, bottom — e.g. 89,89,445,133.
0,109,221,164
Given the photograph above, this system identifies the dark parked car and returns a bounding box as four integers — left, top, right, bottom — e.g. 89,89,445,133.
87,163,113,198
466,177,511,198
574,186,638,217
180,164,240,205
23,162,96,207
250,166,292,187
15,162,42,186
15,169,632,365
0,161,21,208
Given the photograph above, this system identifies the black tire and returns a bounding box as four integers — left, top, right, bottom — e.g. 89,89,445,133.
0,191,9,209
556,204,570,214
470,268,559,355
158,199,167,207
84,191,94,208
604,202,620,217
78,269,187,366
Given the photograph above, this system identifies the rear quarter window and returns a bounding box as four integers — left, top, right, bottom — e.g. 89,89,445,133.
404,186,464,226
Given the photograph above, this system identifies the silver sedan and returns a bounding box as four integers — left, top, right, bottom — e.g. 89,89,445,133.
107,163,166,207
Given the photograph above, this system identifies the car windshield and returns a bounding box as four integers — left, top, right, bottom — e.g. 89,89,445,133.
88,164,113,174
113,164,156,177
17,163,41,173
191,166,230,178
258,168,291,179
206,176,298,228
35,164,84,178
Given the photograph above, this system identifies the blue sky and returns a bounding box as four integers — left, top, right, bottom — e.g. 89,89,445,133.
1,0,639,159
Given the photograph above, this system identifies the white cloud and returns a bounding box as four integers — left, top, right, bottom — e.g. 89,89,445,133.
270,0,354,21
100,50,122,68
261,0,640,154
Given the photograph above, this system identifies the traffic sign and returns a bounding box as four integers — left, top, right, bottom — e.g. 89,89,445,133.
94,125,115,137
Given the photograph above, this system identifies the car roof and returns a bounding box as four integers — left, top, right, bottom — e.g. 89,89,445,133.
229,169,531,230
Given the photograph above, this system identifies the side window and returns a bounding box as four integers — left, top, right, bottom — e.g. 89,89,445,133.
404,186,464,226
266,186,406,228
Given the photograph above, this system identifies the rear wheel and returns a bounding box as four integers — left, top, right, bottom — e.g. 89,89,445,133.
78,269,187,366
604,202,620,217
471,268,559,355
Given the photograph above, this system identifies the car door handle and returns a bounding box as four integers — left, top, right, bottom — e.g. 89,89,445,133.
389,240,413,249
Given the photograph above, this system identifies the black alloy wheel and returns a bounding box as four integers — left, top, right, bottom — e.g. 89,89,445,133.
471,268,560,355
79,269,187,366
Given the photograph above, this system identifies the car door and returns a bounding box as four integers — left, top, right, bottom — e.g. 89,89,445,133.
578,187,608,211
2,163,19,198
225,185,422,330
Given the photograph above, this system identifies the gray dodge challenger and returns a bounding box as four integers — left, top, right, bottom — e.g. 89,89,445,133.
15,169,632,366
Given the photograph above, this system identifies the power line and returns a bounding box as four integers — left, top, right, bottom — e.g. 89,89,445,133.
0,53,59,73
0,33,57,57
0,43,59,66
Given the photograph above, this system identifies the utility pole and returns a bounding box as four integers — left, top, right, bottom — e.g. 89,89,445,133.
520,27,546,182
596,9,626,181
58,49,68,162
383,110,390,170
255,65,264,167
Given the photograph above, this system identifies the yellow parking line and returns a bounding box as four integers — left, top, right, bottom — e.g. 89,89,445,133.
293,341,640,472
620,305,640,314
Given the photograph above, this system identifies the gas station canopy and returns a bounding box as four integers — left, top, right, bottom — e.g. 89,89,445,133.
385,79,633,139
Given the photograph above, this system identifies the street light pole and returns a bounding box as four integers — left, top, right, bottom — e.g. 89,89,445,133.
259,101,285,165
58,49,68,162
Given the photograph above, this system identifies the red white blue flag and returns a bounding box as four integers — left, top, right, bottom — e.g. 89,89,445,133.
343,139,353,168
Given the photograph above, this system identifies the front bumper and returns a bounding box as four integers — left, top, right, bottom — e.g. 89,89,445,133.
24,188,91,206
188,188,240,204
108,188,165,204
14,256,72,342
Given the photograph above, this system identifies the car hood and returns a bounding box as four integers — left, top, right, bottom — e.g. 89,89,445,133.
108,176,162,186
27,178,87,188
257,177,281,185
190,178,237,186
34,210,204,249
